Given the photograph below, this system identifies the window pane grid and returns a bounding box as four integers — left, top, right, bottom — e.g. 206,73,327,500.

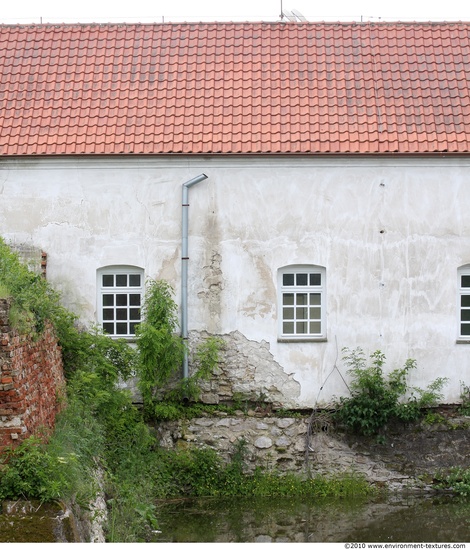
282,290,322,336
100,270,142,337
461,290,470,336
280,268,324,338
459,268,470,338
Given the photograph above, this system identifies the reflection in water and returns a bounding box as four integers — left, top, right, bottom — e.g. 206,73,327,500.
152,495,470,543
346,497,470,542
2,495,470,542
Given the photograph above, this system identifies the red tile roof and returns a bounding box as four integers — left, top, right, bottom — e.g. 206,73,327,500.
1,21,470,156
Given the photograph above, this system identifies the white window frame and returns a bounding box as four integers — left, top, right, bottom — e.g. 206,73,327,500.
458,265,470,340
97,265,144,339
278,265,326,341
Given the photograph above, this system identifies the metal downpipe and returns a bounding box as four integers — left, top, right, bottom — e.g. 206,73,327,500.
181,173,208,379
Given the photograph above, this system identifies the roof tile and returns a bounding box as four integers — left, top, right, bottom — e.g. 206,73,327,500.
1,21,470,155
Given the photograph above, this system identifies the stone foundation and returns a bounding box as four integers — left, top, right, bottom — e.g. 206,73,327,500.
155,412,411,489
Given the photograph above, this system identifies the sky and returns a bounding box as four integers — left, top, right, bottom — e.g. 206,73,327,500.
1,0,470,25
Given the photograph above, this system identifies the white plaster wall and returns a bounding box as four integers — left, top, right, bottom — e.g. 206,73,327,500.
1,155,470,407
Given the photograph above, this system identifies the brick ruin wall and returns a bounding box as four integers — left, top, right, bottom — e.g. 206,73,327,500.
0,298,65,451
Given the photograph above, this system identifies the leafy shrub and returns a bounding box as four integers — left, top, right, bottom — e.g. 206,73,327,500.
459,382,470,415
0,437,70,501
135,279,224,417
335,347,447,436
172,336,225,402
435,467,470,497
136,280,185,406
0,238,101,378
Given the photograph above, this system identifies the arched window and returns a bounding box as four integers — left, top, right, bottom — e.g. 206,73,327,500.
97,265,144,338
458,264,470,339
278,265,326,340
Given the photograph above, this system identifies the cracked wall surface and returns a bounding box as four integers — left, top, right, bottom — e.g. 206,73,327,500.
3,156,470,406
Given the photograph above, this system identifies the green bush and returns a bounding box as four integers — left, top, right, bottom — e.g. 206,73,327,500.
435,467,470,497
0,238,97,378
335,347,447,436
0,437,70,501
135,279,224,417
458,382,470,415
135,279,185,406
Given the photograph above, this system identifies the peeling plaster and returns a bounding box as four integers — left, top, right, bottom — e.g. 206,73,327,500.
240,254,276,319
191,330,301,408
159,247,180,283
198,251,224,333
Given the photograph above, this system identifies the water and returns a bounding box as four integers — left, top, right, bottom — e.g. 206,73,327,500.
0,500,76,543
150,495,470,543
2,495,470,542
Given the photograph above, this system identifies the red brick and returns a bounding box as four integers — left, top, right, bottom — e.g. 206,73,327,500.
0,300,65,452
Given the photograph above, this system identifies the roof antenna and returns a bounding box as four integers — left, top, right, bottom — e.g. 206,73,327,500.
291,9,307,21
280,6,308,22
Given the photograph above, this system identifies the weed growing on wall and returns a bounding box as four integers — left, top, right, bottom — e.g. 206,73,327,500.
136,279,184,402
0,237,86,377
458,382,470,415
135,278,224,418
335,347,447,436
147,441,374,500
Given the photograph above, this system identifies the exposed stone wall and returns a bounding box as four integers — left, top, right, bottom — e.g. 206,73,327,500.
8,243,47,278
190,331,301,408
156,413,308,472
156,413,412,489
0,298,65,451
157,410,470,491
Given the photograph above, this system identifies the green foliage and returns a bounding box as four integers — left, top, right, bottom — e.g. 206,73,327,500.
423,411,446,425
150,401,235,422
0,437,72,501
335,347,447,436
148,440,374,500
193,336,224,380
135,279,185,405
435,468,470,497
168,336,225,403
106,447,161,542
246,470,373,499
459,382,470,415
0,282,10,298
135,278,224,417
71,327,138,385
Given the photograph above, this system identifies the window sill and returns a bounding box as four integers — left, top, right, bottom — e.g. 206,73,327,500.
456,339,470,344
107,335,137,343
278,337,327,343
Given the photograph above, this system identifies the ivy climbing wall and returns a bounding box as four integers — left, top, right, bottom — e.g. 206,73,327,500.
0,298,65,451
